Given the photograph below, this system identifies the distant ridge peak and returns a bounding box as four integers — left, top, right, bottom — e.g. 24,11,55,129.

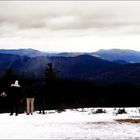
97,48,140,53
0,48,45,57
94,48,140,63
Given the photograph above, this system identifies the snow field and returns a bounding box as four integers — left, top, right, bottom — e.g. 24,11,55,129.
0,108,140,139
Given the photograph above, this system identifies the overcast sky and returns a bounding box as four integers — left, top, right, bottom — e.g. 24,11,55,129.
0,1,140,52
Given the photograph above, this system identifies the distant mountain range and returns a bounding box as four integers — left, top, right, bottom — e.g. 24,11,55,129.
0,49,45,57
1,48,140,63
0,48,140,85
91,49,140,63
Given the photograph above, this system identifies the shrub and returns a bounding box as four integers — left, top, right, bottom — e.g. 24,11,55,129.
56,104,66,113
57,108,65,113
95,108,106,113
116,108,127,114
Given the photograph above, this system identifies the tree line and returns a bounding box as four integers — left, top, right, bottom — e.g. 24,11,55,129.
0,63,140,113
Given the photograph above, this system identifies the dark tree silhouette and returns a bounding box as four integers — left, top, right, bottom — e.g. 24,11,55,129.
44,63,61,109
0,67,16,113
3,67,15,86
44,63,59,83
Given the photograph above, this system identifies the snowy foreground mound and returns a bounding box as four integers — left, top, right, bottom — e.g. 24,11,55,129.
0,108,140,139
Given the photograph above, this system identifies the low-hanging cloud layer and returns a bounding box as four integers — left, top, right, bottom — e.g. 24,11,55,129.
0,1,140,52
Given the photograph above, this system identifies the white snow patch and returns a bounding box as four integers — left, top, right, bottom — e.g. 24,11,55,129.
0,107,140,139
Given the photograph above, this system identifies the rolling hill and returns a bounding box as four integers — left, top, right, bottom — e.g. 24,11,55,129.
0,48,45,57
92,49,140,63
0,49,140,85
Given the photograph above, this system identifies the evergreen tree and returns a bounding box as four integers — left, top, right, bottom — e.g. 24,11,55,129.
3,67,15,86
44,63,60,109
44,63,59,83
0,67,15,112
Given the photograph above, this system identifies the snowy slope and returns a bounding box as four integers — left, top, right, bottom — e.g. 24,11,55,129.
0,108,140,139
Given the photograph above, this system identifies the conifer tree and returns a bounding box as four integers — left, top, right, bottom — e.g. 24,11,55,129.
3,67,15,86
44,63,60,109
44,63,58,83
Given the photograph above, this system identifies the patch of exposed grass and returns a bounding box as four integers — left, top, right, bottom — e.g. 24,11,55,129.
115,119,140,124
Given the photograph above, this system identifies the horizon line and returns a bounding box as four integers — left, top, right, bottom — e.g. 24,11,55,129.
0,48,139,53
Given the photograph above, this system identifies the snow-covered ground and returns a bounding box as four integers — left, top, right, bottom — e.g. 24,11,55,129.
0,108,140,139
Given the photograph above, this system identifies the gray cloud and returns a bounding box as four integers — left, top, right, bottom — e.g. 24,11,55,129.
0,1,140,38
